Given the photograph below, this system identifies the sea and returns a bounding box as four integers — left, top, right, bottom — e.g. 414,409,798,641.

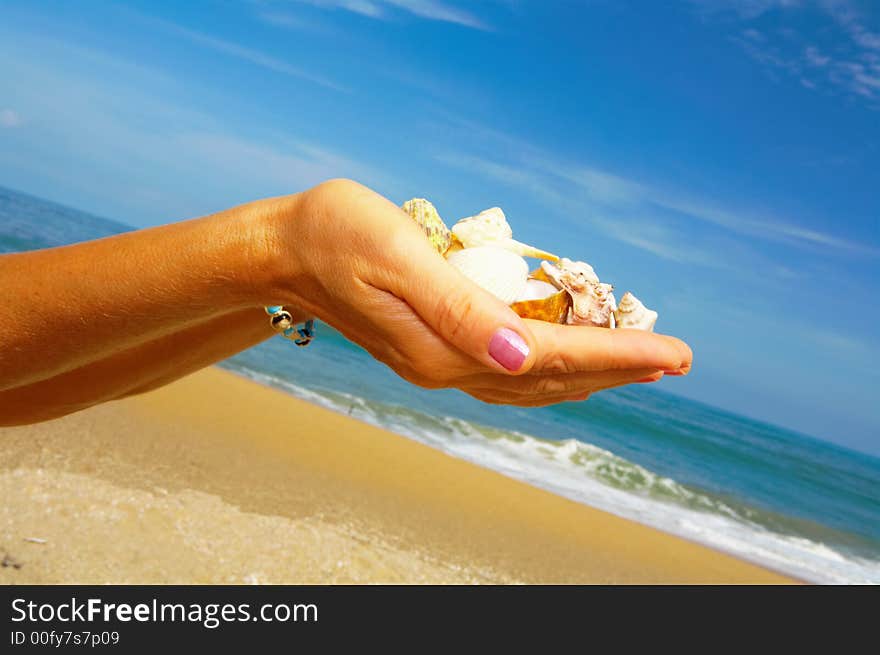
2,185,878,584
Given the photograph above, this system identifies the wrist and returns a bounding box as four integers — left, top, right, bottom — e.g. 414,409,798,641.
246,190,309,307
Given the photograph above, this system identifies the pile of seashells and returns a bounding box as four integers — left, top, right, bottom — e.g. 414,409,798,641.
402,198,657,331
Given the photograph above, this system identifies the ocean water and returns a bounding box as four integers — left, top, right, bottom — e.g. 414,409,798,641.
3,185,879,584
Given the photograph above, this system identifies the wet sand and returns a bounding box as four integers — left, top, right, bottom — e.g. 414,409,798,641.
0,367,795,584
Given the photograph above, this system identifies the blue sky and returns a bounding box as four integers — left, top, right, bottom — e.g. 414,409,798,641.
1,0,878,454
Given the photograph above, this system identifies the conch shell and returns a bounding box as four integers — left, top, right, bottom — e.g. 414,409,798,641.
402,198,453,255
452,208,558,261
541,259,616,327
614,292,657,332
446,246,528,305
404,197,658,331
511,279,571,323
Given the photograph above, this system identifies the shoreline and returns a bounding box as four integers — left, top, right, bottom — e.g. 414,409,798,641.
230,366,806,582
0,367,797,584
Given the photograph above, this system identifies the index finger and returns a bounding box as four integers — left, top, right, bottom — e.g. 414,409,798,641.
526,319,689,374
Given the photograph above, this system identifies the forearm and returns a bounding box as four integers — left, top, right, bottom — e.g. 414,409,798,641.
0,193,298,390
0,305,312,425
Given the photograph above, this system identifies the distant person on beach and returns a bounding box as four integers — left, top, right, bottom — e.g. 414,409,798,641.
0,179,691,425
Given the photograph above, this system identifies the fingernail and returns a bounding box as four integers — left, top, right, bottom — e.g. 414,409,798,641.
489,328,529,371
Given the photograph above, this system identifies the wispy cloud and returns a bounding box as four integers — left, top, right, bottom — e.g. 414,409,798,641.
141,16,346,91
435,151,729,267
687,0,803,21
255,10,327,32
433,119,878,263
0,31,385,223
648,193,880,255
292,0,489,30
433,152,566,207
0,109,22,128
700,0,880,105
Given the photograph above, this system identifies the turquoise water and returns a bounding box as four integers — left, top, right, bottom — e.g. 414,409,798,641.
3,185,879,583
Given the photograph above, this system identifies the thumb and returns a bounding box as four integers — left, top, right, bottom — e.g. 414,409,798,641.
401,254,537,374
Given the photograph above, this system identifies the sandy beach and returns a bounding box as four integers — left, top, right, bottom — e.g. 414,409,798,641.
0,367,795,584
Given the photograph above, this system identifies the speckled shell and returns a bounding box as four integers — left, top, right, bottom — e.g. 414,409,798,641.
511,288,571,323
614,292,658,332
401,198,452,255
446,246,528,305
452,207,558,261
541,260,616,327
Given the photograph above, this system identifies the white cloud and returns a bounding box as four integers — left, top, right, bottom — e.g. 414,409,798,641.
0,109,22,128
293,0,488,29
712,0,880,104
0,32,386,225
433,120,877,263
140,16,346,91
256,11,324,32
648,193,879,255
383,0,488,29
688,0,802,20
804,45,830,67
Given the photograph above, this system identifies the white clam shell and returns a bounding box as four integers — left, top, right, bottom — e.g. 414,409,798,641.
516,278,559,302
615,292,657,332
446,246,528,305
452,208,558,261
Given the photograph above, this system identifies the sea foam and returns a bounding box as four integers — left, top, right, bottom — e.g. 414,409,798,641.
226,364,880,584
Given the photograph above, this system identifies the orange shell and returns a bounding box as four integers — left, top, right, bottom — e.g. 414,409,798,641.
443,236,465,257
529,267,554,285
510,289,571,324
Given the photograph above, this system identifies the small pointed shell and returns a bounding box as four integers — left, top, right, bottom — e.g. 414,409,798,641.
401,198,452,255
615,292,658,332
446,246,528,305
452,207,558,261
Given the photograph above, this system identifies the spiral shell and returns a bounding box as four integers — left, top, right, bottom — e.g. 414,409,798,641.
402,198,453,255
452,207,558,261
614,292,657,332
541,260,616,327
446,246,528,305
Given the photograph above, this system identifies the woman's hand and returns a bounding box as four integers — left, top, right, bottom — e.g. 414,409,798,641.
259,179,692,407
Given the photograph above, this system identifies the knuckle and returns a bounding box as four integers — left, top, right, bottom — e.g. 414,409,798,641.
434,292,476,344
314,177,359,196
539,351,579,375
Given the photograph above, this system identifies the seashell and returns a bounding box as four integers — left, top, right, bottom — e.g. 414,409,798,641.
452,207,558,261
529,266,554,285
541,260,616,327
444,236,465,256
402,198,453,255
511,287,571,324
517,278,559,301
543,257,599,286
446,246,528,305
614,292,658,332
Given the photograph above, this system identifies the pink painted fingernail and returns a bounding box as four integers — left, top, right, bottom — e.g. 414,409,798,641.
489,328,529,371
